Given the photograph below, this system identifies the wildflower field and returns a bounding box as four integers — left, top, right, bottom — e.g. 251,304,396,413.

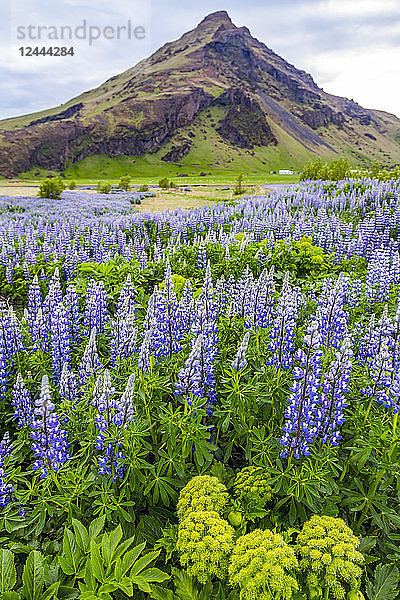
0,180,399,600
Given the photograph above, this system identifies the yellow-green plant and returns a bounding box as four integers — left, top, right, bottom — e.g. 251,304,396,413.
177,475,229,520
229,529,299,600
233,465,273,510
295,515,364,600
177,510,235,583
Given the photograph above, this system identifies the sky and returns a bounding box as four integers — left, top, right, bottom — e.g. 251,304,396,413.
1,0,399,120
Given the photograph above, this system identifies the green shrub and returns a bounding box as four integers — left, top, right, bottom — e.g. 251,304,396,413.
118,175,131,190
38,177,65,199
159,177,174,189
68,179,76,189
97,182,111,194
139,184,149,192
301,157,350,181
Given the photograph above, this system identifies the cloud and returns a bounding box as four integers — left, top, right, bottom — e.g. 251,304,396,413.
0,0,399,119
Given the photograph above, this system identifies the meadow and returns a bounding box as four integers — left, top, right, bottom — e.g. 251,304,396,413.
0,179,399,600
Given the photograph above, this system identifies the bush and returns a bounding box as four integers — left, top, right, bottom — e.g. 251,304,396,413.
118,175,131,191
139,184,149,192
233,173,245,195
68,180,76,190
159,178,174,189
38,177,65,199
301,157,350,181
97,182,111,194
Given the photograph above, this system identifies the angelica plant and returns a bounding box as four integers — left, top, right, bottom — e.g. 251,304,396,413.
229,529,299,600
177,475,229,521
177,510,234,583
295,515,364,600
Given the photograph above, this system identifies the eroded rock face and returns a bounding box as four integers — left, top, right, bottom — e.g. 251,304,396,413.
0,10,399,175
216,88,277,148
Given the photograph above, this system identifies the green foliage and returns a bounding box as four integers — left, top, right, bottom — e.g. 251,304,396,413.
159,178,174,189
301,158,350,181
0,549,64,600
233,466,273,516
177,511,235,584
139,185,149,192
228,529,299,600
96,182,111,194
38,177,66,199
366,564,400,600
69,180,77,190
177,476,229,521
118,175,132,191
233,174,245,196
58,517,169,597
295,515,364,600
268,236,333,281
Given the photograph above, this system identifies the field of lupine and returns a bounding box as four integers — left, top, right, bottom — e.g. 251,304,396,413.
0,179,399,600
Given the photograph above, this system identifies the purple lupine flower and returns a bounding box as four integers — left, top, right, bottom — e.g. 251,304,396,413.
84,280,110,334
59,363,78,406
317,336,353,446
151,260,183,359
197,241,207,270
43,268,63,317
110,311,137,367
92,369,125,480
280,318,323,458
12,373,33,427
0,308,24,357
31,308,51,352
245,266,275,330
232,332,251,371
138,329,153,373
114,373,136,426
64,284,81,343
175,334,203,404
0,343,6,400
79,328,102,386
316,274,348,349
361,343,393,407
50,303,71,381
116,274,136,317
27,274,42,326
30,374,71,478
267,273,299,369
0,433,14,508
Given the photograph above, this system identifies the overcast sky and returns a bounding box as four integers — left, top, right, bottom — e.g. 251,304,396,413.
1,0,399,120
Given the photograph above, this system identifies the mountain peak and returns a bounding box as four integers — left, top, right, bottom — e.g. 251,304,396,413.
197,10,236,30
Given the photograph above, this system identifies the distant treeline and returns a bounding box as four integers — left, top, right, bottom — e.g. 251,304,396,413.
300,157,400,181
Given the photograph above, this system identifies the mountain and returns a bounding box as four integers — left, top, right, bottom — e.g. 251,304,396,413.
1,10,400,177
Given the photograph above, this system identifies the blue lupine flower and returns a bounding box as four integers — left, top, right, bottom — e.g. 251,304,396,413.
232,332,251,371
268,273,299,369
12,373,33,427
51,303,71,381
84,280,110,334
79,328,102,386
280,318,323,458
30,374,71,478
317,336,353,446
